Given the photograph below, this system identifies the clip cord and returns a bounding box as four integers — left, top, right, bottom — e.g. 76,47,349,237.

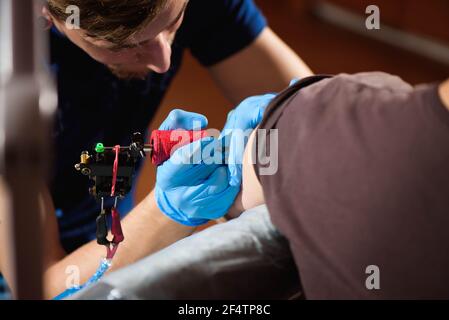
110,145,119,197
105,145,124,259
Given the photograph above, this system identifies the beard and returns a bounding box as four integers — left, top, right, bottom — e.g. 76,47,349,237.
107,65,152,80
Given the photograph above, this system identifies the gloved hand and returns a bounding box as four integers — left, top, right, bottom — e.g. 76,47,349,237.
155,109,240,226
221,93,276,187
221,79,301,187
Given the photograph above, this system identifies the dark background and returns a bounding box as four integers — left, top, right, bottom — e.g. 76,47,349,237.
135,0,449,201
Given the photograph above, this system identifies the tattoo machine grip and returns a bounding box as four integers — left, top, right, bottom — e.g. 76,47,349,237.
150,130,208,166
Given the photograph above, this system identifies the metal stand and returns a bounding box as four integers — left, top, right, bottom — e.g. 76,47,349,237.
0,0,56,299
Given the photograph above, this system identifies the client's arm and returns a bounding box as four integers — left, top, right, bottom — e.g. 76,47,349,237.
228,128,265,218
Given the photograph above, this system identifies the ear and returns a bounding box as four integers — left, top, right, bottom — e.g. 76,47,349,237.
41,6,54,28
41,6,51,19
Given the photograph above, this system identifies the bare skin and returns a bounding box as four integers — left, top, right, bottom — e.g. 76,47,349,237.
228,128,265,218
1,0,313,298
439,78,449,110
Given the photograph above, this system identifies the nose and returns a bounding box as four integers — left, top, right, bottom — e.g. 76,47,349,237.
144,33,172,74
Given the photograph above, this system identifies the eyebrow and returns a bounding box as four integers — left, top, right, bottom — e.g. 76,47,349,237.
101,1,189,51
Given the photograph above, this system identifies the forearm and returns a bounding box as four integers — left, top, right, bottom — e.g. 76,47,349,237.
43,190,194,299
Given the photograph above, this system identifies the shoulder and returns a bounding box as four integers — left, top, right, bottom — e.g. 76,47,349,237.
177,0,266,65
266,72,447,162
179,0,265,39
300,72,414,107
285,72,437,129
183,0,262,19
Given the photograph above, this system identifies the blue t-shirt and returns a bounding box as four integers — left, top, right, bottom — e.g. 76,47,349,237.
50,0,267,252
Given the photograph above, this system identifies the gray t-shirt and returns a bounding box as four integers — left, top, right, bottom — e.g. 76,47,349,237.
256,72,449,299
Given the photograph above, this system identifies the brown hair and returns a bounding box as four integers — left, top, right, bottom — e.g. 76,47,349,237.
47,0,168,46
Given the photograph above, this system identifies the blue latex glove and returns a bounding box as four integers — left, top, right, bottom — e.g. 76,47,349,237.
158,108,208,130
155,109,240,226
221,93,276,187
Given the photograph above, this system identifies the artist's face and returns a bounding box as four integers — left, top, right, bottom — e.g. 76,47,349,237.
48,0,188,79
